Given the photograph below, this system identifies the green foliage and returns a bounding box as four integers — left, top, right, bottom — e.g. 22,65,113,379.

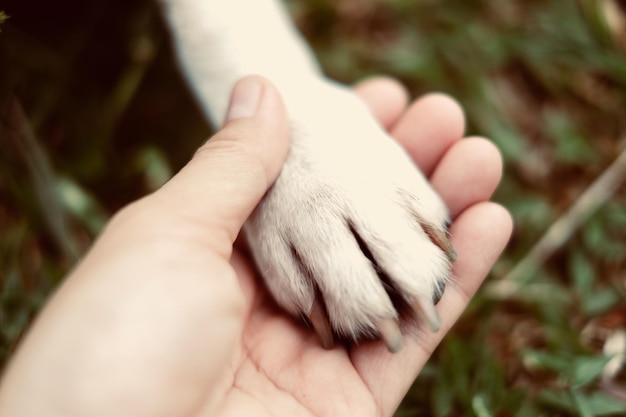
570,251,622,316
2,0,626,414
522,350,611,388
539,390,626,416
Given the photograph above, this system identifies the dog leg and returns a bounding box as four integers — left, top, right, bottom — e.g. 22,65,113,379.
158,0,455,352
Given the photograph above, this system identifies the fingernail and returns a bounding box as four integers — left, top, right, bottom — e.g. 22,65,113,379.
225,77,263,122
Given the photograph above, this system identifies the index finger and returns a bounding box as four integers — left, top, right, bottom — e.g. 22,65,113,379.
350,202,513,416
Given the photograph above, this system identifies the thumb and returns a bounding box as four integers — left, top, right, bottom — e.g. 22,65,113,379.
154,76,290,254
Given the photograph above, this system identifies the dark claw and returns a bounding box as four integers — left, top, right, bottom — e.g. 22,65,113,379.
413,295,441,332
420,222,457,263
432,280,446,304
309,297,334,349
376,318,403,353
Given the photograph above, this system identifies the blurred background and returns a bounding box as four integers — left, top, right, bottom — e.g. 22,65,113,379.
1,0,625,415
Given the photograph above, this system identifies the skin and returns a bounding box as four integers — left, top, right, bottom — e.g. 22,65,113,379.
0,76,512,417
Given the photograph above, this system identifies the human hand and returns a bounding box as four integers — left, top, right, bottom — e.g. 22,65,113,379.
0,76,512,417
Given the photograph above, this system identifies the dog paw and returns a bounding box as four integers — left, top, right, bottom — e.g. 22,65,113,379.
244,82,456,352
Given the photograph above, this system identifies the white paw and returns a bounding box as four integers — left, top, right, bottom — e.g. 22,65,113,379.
244,81,456,352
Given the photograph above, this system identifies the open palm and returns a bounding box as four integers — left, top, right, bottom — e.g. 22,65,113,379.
213,78,511,417
0,78,510,417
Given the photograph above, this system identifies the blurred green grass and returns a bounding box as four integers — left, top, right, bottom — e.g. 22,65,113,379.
1,0,626,415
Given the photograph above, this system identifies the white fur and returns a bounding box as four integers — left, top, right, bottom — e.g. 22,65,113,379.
158,0,452,348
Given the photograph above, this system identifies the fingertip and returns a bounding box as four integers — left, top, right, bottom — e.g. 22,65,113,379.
449,201,513,300
220,75,291,183
353,76,410,129
489,202,514,243
417,93,466,138
432,137,504,218
465,136,505,188
393,93,466,175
